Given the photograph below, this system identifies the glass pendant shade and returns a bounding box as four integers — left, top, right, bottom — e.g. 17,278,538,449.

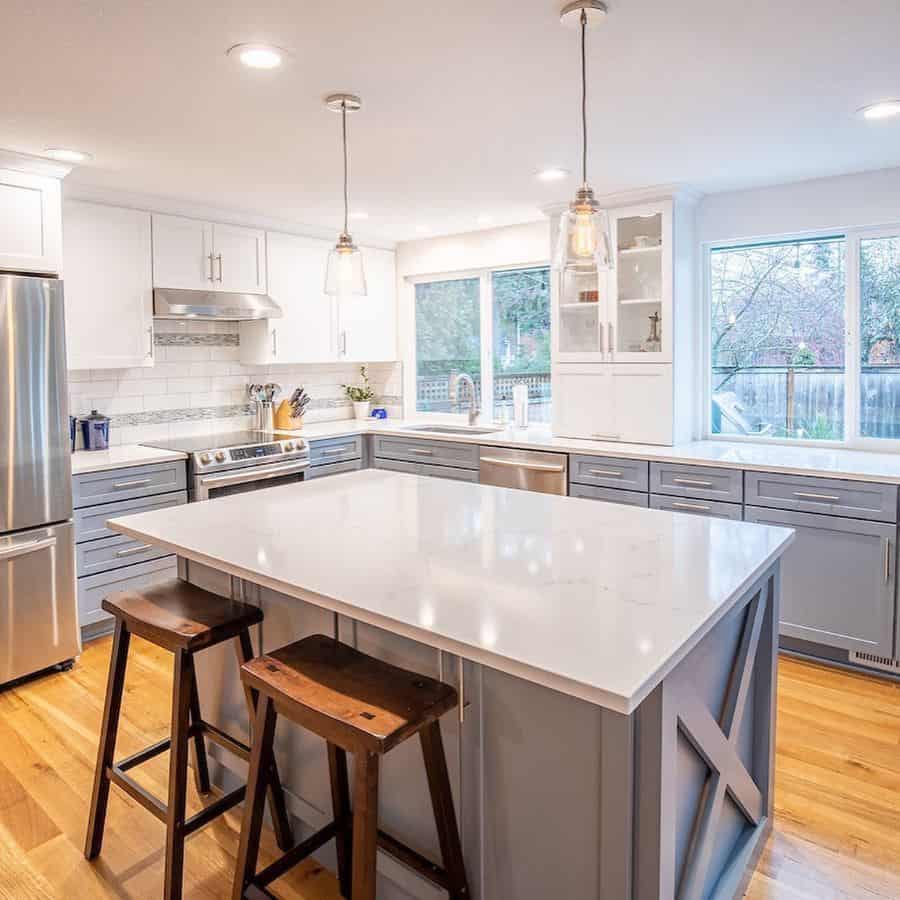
554,187,613,276
325,233,367,296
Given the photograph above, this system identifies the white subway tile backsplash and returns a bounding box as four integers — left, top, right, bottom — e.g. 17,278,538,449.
167,377,211,394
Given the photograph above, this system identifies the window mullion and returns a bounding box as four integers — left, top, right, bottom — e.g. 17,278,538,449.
480,271,494,422
845,232,861,444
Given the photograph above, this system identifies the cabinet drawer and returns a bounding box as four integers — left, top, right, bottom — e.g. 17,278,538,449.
73,461,187,508
306,458,363,479
745,505,896,656
650,494,742,520
76,532,170,577
745,471,897,523
74,490,187,544
373,436,479,470
650,462,743,503
372,457,478,483
309,435,363,466
569,454,649,491
77,555,177,627
570,484,649,508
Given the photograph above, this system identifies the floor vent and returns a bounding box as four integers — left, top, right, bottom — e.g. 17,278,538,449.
849,651,900,673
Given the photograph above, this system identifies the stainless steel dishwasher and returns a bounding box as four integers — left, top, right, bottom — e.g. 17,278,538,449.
478,446,568,495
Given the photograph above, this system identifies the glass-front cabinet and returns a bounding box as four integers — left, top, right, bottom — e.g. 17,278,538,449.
553,200,673,364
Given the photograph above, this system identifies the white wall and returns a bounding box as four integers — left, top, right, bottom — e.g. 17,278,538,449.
697,166,900,245
395,221,551,417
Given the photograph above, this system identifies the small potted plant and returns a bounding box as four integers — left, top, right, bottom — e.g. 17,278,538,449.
343,365,375,419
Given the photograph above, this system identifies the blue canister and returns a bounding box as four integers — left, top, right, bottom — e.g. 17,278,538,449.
81,409,111,451
371,407,388,420
69,416,78,452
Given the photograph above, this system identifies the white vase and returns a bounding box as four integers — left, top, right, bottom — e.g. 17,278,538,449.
353,401,371,420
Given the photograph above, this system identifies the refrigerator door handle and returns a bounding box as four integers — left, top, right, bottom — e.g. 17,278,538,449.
0,535,57,561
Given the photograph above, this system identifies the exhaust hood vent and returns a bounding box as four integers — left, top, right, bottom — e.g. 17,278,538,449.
153,288,282,321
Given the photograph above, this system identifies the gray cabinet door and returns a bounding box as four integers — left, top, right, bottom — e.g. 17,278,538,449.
373,436,479,470
309,435,363,466
72,460,187,508
745,506,896,656
650,494,743,520
305,458,363,479
650,462,743,503
569,455,649,491
569,484,649,508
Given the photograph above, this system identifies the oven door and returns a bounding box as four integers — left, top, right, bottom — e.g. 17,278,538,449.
193,460,309,501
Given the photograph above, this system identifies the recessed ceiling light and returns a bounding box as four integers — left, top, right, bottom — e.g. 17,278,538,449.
536,167,570,182
43,148,92,163
227,43,285,70
349,211,369,221
477,215,494,226
858,100,900,121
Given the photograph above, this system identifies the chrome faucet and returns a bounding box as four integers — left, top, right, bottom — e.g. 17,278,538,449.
449,372,480,426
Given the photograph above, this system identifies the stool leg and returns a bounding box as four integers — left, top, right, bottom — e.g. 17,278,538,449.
188,665,211,795
232,694,278,900
85,618,131,860
351,751,380,900
164,649,194,900
235,630,294,852
420,721,470,899
327,743,353,898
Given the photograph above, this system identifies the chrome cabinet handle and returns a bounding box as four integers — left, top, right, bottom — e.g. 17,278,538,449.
340,331,348,356
322,447,349,456
216,253,223,283
591,432,622,440
146,325,154,359
793,491,840,502
112,478,152,490
115,544,152,558
480,456,566,474
0,536,57,561
458,657,465,724
271,328,278,358
589,468,622,477
409,448,434,456
599,321,607,356
673,477,714,488
207,253,215,282
671,501,711,512
884,538,892,584
608,322,615,357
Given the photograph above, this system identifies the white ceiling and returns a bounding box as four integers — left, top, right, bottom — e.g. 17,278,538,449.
3,0,900,242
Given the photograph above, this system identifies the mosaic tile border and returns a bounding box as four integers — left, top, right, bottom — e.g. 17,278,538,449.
154,332,240,347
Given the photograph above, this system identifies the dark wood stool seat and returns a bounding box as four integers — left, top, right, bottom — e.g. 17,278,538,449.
85,579,294,900
233,634,469,900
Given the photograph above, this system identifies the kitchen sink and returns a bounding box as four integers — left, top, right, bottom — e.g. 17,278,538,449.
401,424,503,436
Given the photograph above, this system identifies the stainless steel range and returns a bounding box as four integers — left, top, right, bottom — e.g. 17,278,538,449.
142,432,309,501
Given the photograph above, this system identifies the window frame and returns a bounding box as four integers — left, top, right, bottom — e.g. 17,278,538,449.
703,224,900,451
403,262,551,423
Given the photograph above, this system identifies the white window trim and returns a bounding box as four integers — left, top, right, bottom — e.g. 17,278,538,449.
703,225,900,452
402,261,550,422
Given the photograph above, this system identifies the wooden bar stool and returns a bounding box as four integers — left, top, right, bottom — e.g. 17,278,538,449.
232,634,469,900
84,578,294,900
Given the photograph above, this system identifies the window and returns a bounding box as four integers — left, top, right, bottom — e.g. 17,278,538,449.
413,266,551,422
708,229,900,445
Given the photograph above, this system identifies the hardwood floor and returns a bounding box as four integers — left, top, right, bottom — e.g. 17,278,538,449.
1,639,899,898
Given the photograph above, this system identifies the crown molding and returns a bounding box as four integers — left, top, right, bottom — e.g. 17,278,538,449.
0,149,72,179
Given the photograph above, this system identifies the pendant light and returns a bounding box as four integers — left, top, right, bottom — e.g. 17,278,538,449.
324,93,367,297
554,1,612,281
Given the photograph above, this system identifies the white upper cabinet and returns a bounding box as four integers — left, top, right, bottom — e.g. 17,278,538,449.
0,168,63,274
151,214,266,294
339,246,397,362
151,214,212,289
63,201,154,370
240,232,336,365
210,223,266,293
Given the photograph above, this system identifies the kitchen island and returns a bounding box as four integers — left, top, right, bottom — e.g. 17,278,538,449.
109,469,793,900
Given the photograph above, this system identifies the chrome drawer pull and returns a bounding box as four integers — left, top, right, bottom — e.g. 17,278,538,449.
322,447,349,456
884,538,892,584
588,468,623,477
115,544,152,558
112,478,152,490
409,448,434,456
481,456,566,473
671,501,711,512
0,536,56,560
673,477,714,488
793,491,840,502
591,432,622,440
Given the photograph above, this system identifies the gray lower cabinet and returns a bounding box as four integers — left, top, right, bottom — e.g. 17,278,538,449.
745,505,896,657
308,435,363,467
74,460,188,637
373,435,479,470
306,458,363,479
569,454,649,492
650,462,743,504
650,493,743,520
373,456,478,483
569,483,649,507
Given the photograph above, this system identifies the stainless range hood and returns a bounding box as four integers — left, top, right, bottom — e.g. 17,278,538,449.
153,288,282,321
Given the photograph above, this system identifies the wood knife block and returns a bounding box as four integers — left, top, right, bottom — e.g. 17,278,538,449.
274,400,304,431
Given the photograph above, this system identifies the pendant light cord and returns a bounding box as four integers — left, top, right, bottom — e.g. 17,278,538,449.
580,8,588,186
341,101,350,235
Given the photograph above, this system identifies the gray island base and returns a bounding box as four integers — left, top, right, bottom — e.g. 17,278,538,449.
185,559,779,900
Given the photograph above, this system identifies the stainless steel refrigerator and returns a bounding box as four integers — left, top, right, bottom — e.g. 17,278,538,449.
0,274,80,685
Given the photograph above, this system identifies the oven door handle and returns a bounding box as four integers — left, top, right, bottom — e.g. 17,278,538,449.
197,460,310,491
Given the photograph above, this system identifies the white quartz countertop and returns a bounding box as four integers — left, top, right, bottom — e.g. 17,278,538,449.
71,445,188,475
109,469,793,713
283,419,900,484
